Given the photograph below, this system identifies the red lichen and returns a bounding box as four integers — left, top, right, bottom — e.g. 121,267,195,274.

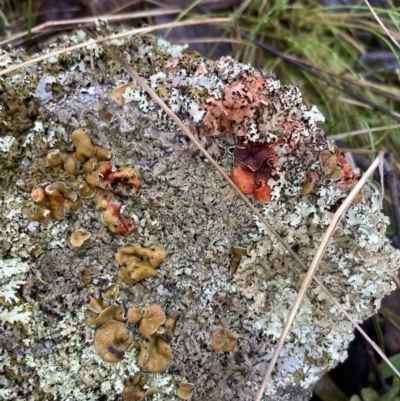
230,141,280,203
93,188,137,236
102,203,137,236
97,163,142,201
233,142,279,171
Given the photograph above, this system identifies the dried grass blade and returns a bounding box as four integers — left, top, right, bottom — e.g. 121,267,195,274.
0,8,182,47
255,155,381,401
328,124,400,140
363,0,400,51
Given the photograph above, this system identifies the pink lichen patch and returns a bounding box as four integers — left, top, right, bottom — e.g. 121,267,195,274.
199,73,267,137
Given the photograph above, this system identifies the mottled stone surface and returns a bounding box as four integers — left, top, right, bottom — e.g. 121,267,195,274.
0,27,398,401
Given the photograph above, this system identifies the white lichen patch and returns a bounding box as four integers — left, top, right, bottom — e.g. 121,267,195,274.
0,136,15,153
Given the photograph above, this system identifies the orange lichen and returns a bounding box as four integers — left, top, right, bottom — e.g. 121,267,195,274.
253,179,271,203
230,166,255,196
229,141,281,203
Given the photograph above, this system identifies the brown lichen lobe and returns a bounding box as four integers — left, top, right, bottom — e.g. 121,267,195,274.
122,374,160,401
210,328,237,352
70,230,91,247
94,320,134,363
177,382,195,400
116,245,166,284
137,333,172,373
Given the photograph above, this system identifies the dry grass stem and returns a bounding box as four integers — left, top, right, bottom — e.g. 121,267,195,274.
338,148,375,154
339,97,400,118
0,17,233,76
363,0,400,51
0,8,183,47
284,54,400,104
173,37,245,45
329,124,400,140
255,155,381,401
350,18,400,42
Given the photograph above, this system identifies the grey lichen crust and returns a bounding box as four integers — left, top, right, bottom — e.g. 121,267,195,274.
0,25,399,401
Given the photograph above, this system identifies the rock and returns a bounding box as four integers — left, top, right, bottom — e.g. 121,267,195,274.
0,26,398,401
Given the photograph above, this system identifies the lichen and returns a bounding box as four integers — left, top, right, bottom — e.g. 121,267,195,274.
0,25,398,401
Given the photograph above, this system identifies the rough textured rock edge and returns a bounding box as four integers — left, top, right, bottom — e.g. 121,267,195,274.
0,25,398,400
